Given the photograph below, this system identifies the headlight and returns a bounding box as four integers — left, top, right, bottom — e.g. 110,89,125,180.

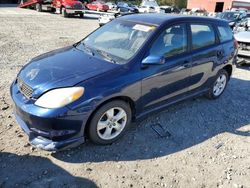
35,87,84,108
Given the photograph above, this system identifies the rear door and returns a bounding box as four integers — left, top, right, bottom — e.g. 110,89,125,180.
188,23,223,92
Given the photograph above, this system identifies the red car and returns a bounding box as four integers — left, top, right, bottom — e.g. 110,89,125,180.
86,1,109,11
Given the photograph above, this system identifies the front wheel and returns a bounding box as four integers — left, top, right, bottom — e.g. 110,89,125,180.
206,69,229,99
88,100,132,145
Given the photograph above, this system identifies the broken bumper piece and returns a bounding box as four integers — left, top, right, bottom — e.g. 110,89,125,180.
15,113,84,152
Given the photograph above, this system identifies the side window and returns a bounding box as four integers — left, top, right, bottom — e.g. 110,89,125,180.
217,25,233,42
150,24,187,58
191,24,216,50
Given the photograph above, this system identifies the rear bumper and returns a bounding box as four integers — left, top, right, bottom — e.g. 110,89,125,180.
66,9,84,14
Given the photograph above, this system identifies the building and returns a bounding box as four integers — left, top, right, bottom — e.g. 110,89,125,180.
187,0,250,12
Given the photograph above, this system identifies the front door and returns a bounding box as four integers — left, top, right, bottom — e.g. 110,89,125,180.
140,23,192,112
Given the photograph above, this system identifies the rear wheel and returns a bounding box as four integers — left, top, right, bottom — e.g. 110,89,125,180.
79,13,84,18
88,100,132,145
35,3,42,12
62,7,68,17
206,69,229,99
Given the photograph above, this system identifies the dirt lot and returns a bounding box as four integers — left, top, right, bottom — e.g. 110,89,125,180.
0,7,250,188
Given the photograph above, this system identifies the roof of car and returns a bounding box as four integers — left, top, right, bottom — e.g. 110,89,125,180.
118,13,228,26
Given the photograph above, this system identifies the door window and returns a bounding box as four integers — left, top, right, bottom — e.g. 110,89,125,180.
149,24,187,58
191,24,216,50
217,25,233,42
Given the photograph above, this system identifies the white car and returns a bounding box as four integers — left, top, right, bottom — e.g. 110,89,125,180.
99,12,136,26
234,30,250,65
99,13,116,26
138,0,161,13
106,2,117,10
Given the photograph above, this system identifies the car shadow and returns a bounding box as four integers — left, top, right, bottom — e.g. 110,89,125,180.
50,77,248,163
0,152,98,188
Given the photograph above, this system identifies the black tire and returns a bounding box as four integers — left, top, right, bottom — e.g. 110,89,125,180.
79,13,84,18
206,69,229,100
36,3,42,12
88,100,132,145
62,7,68,17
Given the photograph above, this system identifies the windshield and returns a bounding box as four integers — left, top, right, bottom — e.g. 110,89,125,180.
77,20,156,64
219,12,239,21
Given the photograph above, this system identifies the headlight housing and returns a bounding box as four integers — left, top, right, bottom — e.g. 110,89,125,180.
35,87,84,109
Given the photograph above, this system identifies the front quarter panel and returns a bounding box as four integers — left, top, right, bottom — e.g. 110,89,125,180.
67,63,142,117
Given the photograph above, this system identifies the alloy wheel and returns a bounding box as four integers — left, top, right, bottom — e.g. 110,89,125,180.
97,107,127,140
213,74,227,96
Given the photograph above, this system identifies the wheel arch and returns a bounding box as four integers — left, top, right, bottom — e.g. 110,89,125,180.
84,96,136,138
222,64,233,79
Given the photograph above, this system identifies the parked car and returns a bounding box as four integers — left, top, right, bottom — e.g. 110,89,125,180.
11,14,237,151
234,30,250,65
106,2,117,10
216,11,247,29
180,8,191,15
99,12,136,26
117,1,138,13
160,6,180,14
18,0,85,17
86,1,109,11
138,0,161,13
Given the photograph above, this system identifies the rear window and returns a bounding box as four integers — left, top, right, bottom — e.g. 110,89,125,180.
191,24,216,50
217,25,233,42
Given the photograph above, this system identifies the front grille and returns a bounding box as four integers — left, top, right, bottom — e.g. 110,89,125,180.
17,78,33,99
238,42,250,51
73,3,83,9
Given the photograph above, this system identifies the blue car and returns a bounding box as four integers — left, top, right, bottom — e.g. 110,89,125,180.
11,14,237,151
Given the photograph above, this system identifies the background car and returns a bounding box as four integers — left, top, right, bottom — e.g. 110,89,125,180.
138,0,161,13
160,6,180,14
86,1,109,11
99,12,136,26
106,2,117,10
234,30,250,65
117,2,139,13
216,11,247,29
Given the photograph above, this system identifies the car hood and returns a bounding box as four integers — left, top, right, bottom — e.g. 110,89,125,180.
234,31,250,43
18,46,117,98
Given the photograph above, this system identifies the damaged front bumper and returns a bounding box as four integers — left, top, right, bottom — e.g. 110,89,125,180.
15,113,84,151
10,81,90,152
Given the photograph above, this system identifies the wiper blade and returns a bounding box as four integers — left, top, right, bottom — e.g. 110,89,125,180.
96,49,117,64
78,42,95,56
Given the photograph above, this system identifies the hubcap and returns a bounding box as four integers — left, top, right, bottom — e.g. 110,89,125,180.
213,74,227,96
97,107,127,140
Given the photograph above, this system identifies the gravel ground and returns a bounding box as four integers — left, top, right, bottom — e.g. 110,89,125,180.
0,7,250,188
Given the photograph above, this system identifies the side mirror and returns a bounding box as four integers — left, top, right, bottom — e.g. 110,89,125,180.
142,55,165,65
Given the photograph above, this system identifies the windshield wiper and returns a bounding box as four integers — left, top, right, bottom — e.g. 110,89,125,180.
76,42,95,56
95,49,117,64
